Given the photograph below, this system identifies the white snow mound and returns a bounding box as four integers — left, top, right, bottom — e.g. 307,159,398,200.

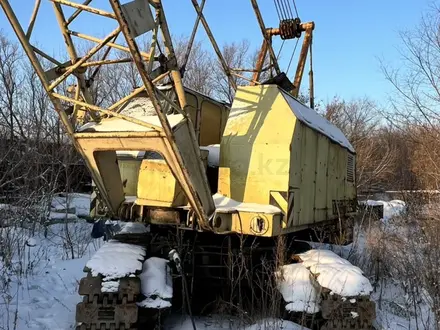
86,240,146,280
138,257,173,309
297,250,373,297
276,263,320,314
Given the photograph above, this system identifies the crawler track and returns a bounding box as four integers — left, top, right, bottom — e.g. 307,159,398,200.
76,273,141,330
75,231,160,330
76,227,376,330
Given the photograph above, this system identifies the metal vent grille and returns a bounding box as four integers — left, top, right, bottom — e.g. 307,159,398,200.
347,154,355,182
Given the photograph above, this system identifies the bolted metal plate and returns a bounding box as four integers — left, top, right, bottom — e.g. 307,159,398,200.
121,0,155,38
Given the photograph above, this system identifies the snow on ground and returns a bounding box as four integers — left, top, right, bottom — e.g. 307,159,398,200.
50,193,91,218
138,257,173,309
164,315,310,330
275,263,320,314
1,221,101,330
2,195,430,330
48,211,78,221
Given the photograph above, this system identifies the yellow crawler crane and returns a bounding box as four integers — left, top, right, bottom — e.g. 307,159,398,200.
0,0,374,329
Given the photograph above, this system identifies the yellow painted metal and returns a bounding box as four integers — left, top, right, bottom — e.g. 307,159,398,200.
214,211,282,237
219,85,356,236
73,113,214,216
183,88,229,146
220,85,292,204
117,150,209,208
1,0,353,238
118,158,141,196
137,160,187,207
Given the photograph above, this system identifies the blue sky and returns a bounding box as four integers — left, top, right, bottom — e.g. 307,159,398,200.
0,0,432,104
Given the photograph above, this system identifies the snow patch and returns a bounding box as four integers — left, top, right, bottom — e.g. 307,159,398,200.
102,280,120,293
213,193,281,214
351,311,359,318
118,96,157,117
50,193,91,218
297,250,373,297
200,144,220,167
26,238,37,247
276,263,320,314
138,257,173,309
86,240,146,280
48,212,78,221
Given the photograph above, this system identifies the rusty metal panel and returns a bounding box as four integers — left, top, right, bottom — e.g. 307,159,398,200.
121,0,155,38
149,208,180,224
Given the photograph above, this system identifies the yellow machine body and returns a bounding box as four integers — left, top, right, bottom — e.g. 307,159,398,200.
218,85,356,235
115,84,355,237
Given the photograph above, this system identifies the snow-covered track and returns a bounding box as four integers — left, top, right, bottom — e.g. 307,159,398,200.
76,226,159,330
76,272,141,330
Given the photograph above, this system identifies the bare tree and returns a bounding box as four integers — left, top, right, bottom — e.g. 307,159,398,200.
213,40,251,103
379,4,440,192
174,36,215,96
324,97,397,192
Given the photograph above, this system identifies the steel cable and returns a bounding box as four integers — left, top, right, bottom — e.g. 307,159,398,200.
292,0,299,17
276,40,285,60
276,0,287,20
273,0,282,20
284,0,295,20
286,38,300,74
